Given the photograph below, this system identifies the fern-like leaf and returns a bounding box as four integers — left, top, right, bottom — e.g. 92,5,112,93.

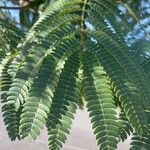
47,52,80,150
130,134,150,150
130,111,150,150
85,39,149,136
0,18,24,51
81,51,118,150
0,54,20,140
19,38,79,140
7,26,78,110
118,111,133,142
88,30,150,111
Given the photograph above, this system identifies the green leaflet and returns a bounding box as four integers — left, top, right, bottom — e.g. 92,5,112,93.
86,39,148,136
8,0,80,79
7,32,77,110
0,19,25,51
20,0,81,48
8,24,76,78
88,30,150,111
0,54,21,140
0,55,13,102
118,111,133,142
47,52,80,150
19,54,63,140
130,133,150,150
130,111,150,150
81,51,118,150
85,39,149,136
89,0,131,41
142,57,150,79
7,48,46,111
6,2,80,109
0,20,24,139
0,49,6,62
19,38,79,140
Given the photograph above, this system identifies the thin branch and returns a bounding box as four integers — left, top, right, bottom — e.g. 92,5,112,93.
0,6,26,10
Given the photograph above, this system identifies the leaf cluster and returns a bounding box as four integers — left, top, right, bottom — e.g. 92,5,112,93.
0,0,150,149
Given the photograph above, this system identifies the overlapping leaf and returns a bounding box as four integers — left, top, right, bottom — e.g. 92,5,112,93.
81,51,118,150
47,52,80,150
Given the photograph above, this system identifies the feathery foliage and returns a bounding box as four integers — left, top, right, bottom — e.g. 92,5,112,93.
0,0,150,149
